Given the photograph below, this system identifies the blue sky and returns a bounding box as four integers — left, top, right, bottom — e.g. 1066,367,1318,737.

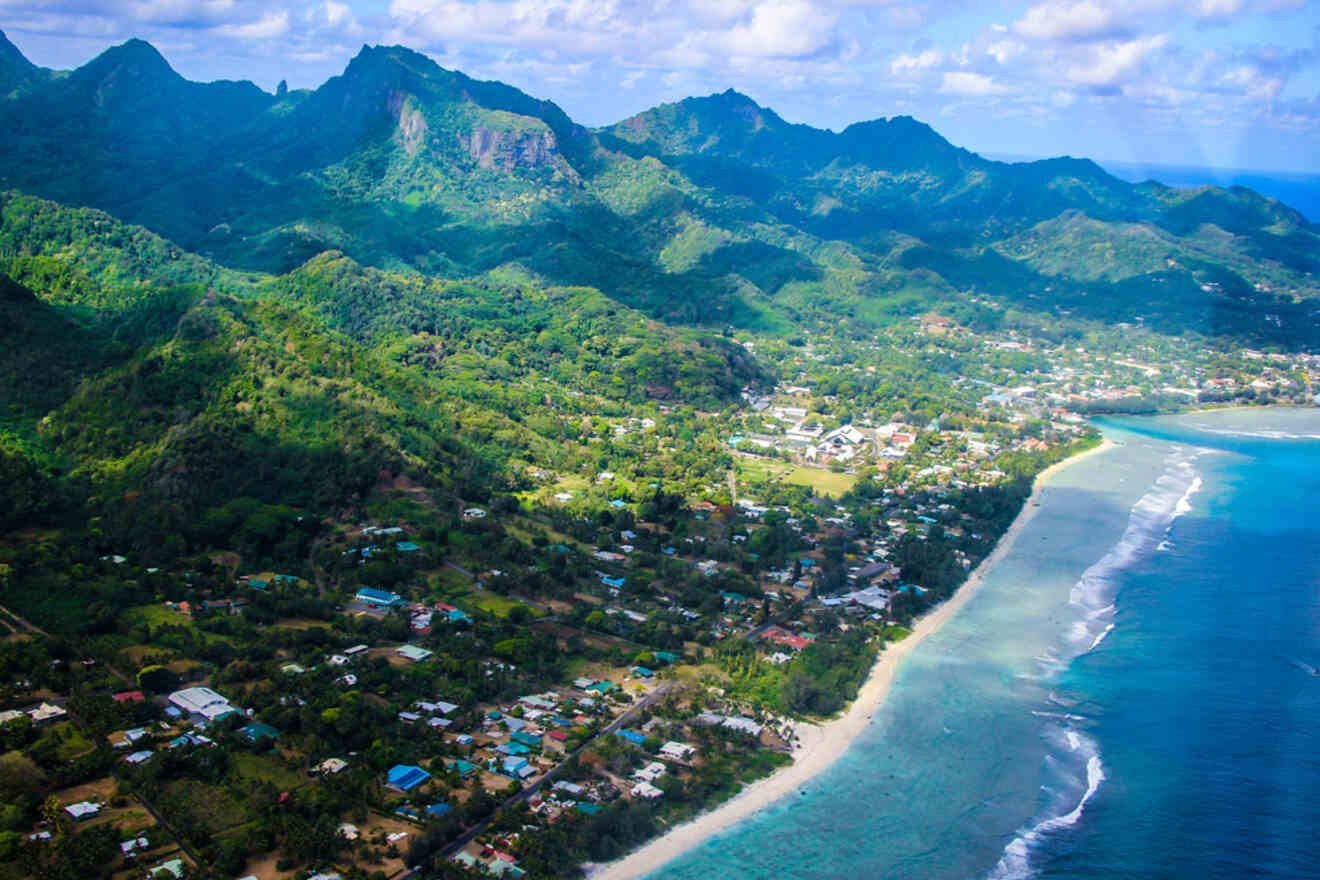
3,0,1318,171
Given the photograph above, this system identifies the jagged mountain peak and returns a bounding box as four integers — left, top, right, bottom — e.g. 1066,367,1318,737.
0,29,34,72
74,37,181,84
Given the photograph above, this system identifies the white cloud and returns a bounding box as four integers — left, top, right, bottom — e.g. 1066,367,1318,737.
214,9,288,39
1014,0,1118,41
1065,34,1167,86
1195,0,1244,17
889,48,941,76
938,71,1012,96
722,0,839,58
986,38,1023,64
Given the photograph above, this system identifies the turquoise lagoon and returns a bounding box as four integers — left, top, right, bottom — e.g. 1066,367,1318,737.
646,408,1320,880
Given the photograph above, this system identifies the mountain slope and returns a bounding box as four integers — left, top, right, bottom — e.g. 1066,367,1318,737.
0,34,1315,347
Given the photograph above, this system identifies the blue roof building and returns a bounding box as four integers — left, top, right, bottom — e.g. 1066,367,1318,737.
387,764,431,792
397,542,421,552
240,722,279,743
425,803,452,819
615,729,647,746
356,587,405,608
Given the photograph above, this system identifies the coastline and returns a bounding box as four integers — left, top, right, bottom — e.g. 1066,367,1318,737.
589,437,1118,880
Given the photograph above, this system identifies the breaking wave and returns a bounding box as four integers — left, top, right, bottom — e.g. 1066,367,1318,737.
987,732,1107,880
990,450,1205,879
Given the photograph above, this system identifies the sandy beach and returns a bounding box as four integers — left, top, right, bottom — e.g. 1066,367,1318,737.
589,438,1117,880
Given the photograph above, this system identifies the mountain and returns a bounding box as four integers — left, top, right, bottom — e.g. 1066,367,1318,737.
0,33,1315,345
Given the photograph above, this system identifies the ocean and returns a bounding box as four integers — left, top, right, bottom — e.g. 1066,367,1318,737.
986,154,1320,221
1094,160,1320,223
643,407,1320,880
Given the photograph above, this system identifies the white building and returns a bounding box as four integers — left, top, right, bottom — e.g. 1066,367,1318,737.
168,687,238,721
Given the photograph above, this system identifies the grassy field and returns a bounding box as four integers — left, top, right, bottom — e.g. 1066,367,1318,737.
41,722,96,761
159,779,250,836
431,577,545,620
232,752,304,790
125,604,194,629
737,457,858,498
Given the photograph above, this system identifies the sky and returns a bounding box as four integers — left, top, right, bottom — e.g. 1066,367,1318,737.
3,0,1319,172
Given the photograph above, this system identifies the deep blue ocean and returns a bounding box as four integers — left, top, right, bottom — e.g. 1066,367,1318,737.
1095,160,1320,223
643,408,1320,880
986,155,1320,221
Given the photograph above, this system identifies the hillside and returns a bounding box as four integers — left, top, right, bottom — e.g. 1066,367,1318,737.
0,33,1315,344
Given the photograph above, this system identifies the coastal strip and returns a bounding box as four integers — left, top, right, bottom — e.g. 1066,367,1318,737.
590,438,1118,880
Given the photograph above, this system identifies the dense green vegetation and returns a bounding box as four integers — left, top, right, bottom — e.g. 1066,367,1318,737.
0,27,1315,880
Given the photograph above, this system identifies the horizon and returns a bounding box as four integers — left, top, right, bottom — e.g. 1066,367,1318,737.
2,0,1318,175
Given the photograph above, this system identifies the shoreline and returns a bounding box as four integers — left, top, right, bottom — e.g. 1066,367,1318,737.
588,437,1117,880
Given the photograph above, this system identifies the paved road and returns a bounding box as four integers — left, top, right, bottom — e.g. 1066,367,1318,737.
437,681,676,862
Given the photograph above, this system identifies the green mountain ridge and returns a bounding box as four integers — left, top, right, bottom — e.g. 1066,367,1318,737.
0,31,1317,555
0,32,1314,348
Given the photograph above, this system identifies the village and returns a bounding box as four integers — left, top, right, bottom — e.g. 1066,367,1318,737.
2,310,1313,880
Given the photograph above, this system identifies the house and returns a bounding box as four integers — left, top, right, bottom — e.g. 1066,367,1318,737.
148,859,185,880
113,690,146,704
64,801,101,820
631,666,654,678
119,836,150,857
315,758,348,775
630,782,663,799
659,742,696,761
125,750,154,765
343,644,369,656
615,729,647,746
721,716,763,737
761,627,811,651
397,541,421,552
396,644,434,663
425,803,453,819
355,587,404,608
167,732,213,749
386,764,431,792
511,731,541,748
27,702,67,724
240,722,280,744
168,687,238,721
632,762,666,783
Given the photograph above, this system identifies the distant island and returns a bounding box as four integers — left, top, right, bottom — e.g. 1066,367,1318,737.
0,29,1317,880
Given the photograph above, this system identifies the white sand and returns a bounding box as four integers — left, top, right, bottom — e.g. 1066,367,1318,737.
589,439,1116,880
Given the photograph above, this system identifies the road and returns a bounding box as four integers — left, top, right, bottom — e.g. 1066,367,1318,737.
437,680,677,862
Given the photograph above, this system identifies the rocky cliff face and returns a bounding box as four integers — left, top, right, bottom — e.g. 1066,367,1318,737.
389,90,429,157
462,126,563,173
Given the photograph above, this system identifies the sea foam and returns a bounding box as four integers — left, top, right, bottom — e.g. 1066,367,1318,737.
994,454,1204,879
